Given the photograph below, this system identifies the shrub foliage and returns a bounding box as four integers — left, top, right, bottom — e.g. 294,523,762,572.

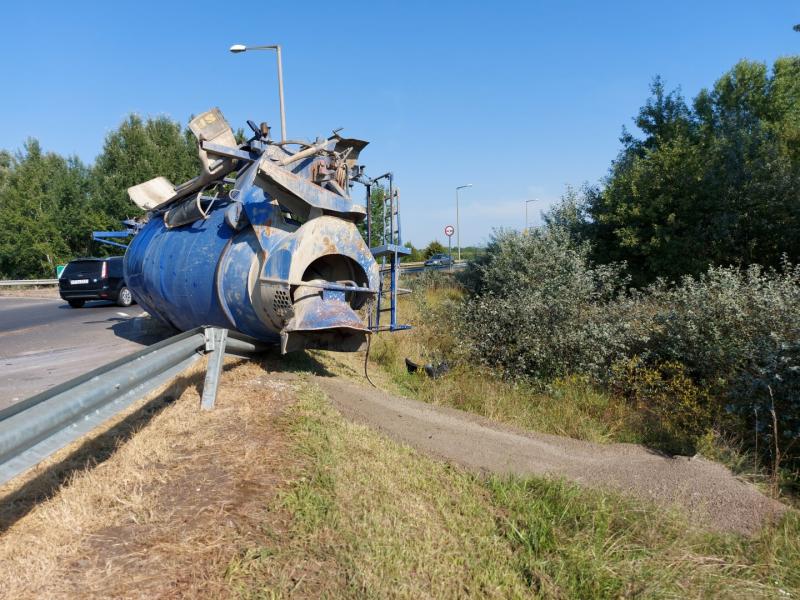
459,228,629,381
457,228,800,466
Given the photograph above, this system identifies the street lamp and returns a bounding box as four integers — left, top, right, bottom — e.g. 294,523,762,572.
455,184,472,260
525,199,539,231
229,43,287,142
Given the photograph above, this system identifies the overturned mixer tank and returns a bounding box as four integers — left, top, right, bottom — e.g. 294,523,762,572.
124,108,379,353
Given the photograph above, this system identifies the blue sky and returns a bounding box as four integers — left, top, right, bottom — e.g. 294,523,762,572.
1,1,798,246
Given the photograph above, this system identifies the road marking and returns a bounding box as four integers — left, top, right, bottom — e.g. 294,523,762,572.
117,312,129,317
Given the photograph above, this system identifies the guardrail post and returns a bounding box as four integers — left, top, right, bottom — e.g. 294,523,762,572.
201,327,228,410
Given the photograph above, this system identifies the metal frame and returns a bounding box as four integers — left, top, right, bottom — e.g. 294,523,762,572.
352,172,411,333
0,279,58,286
91,219,144,251
91,231,132,250
201,327,228,410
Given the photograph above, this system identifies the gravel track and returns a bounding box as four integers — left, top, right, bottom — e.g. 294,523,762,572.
313,375,786,535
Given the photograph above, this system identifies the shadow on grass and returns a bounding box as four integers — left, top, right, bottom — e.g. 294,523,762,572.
256,347,336,378
0,345,336,534
0,366,212,534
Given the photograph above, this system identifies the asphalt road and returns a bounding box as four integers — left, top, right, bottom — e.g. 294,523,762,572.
0,296,173,409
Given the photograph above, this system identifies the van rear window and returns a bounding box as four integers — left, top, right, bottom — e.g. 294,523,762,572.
62,261,103,278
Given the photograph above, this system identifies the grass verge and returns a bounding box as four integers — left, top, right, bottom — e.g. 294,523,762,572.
0,357,293,598
1,350,796,597
0,285,59,298
227,380,800,599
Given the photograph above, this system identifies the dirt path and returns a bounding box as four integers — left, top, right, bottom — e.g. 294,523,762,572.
312,375,786,535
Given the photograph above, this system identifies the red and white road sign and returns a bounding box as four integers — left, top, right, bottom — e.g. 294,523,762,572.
444,225,455,237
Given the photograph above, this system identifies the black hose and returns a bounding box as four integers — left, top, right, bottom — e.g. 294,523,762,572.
364,333,378,388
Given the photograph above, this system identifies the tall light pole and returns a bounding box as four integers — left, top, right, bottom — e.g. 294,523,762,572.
455,184,472,260
229,43,287,142
525,199,539,232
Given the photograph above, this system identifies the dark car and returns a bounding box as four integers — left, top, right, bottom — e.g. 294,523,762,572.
59,256,134,308
424,253,453,267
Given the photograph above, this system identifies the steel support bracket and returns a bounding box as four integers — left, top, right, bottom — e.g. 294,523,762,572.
201,327,228,410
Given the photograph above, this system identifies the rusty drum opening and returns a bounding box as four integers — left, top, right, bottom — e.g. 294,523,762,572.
296,255,370,309
280,254,372,354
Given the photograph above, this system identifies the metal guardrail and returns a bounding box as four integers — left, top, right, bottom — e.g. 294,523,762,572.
0,327,268,486
399,261,467,274
0,279,59,286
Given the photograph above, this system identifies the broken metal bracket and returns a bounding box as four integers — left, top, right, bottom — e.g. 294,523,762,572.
201,140,261,163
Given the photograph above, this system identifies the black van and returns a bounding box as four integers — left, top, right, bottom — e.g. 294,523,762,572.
58,256,134,308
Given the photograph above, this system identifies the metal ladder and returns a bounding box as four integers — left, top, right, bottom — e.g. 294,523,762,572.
367,174,411,332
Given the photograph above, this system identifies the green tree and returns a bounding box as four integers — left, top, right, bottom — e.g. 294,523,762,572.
587,58,800,284
402,241,423,262
0,114,204,278
355,185,392,249
423,240,446,259
0,140,103,277
543,184,595,243
90,114,200,221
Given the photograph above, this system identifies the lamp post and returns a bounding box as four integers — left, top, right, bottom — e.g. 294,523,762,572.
455,184,472,260
229,43,287,142
525,199,539,232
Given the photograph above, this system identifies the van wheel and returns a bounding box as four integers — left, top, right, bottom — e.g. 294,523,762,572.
68,300,85,308
117,286,133,307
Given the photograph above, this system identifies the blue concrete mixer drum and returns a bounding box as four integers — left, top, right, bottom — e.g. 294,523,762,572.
124,108,402,353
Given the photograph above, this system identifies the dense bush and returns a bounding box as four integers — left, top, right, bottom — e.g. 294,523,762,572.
635,266,800,460
456,228,800,463
608,357,717,454
458,228,630,381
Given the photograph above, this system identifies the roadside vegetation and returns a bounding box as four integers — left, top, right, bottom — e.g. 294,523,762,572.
558,58,800,286
230,380,800,598
0,116,202,278
369,235,800,498
366,56,800,499
2,357,798,598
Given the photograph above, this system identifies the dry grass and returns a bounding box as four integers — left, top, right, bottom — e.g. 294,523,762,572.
0,356,296,599
0,286,59,298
